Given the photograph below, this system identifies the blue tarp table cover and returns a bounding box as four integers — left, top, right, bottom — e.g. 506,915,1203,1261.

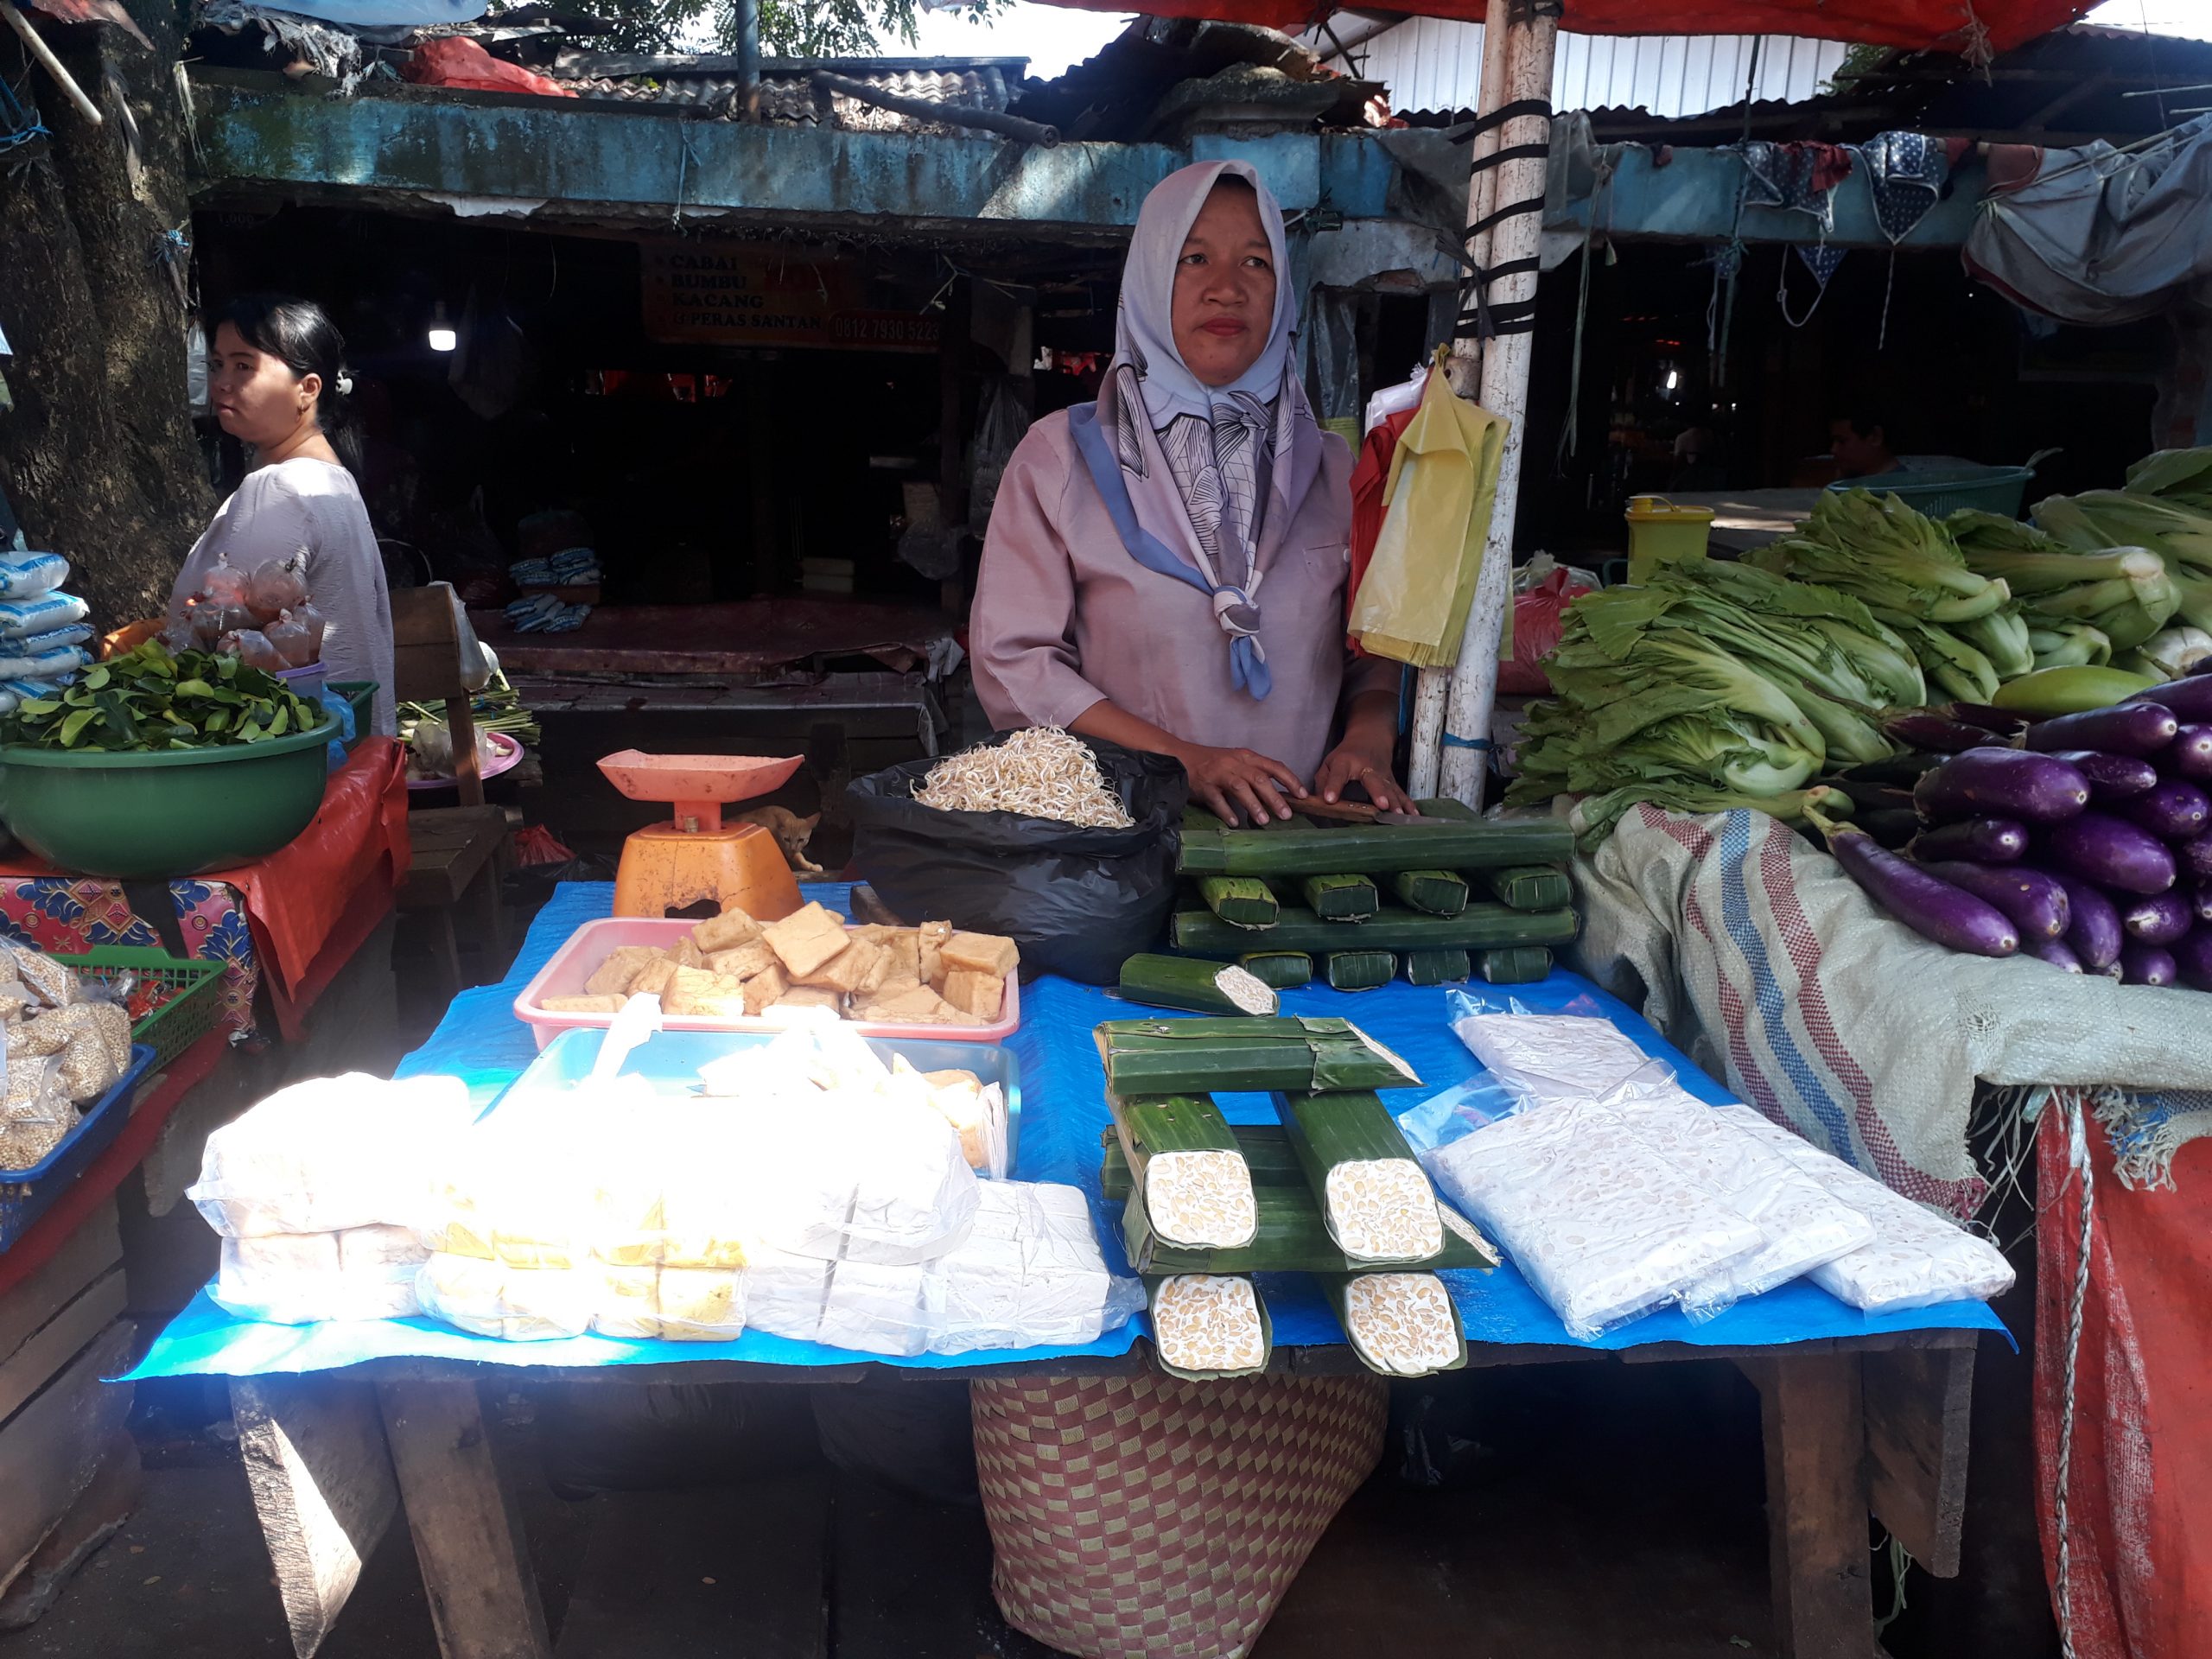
127,882,2006,1380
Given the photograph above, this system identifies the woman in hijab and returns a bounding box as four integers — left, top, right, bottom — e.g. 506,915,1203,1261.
970,162,1408,827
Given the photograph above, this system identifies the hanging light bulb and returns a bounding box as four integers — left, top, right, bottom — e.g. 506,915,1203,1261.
1663,366,1681,392
426,301,458,354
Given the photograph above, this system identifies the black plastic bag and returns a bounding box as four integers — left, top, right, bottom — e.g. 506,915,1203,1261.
846,734,1187,985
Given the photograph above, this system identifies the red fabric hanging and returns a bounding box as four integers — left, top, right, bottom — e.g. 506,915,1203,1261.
1032,0,2091,56
2033,1103,2212,1659
404,37,578,99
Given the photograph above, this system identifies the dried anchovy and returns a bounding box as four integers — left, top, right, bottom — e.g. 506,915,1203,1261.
912,727,1134,829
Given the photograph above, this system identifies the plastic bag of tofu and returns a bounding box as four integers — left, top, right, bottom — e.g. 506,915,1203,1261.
415,1251,595,1341
191,1073,476,1237
923,1180,1142,1356
213,1225,429,1324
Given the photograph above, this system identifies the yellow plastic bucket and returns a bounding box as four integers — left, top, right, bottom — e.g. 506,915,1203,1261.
1624,496,1715,582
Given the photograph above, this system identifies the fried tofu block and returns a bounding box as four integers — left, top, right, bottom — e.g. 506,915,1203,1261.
878,931,922,985
799,938,884,995
770,987,844,1013
855,985,984,1027
585,945,664,997
542,994,629,1014
942,931,1020,978
918,921,953,988
629,958,680,999
763,902,851,978
661,965,733,1016
692,907,763,953
741,963,791,1015
941,968,1004,1022
707,940,779,982
669,936,706,970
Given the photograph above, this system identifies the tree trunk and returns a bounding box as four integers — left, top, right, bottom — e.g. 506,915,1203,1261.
0,0,212,633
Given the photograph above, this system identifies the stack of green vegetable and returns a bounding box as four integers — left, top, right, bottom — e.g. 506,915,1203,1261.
1506,556,1923,844
398,662,541,757
1,642,326,751
1144,805,1579,990
2024,446,2212,676
1747,489,2030,700
1096,1017,1495,1378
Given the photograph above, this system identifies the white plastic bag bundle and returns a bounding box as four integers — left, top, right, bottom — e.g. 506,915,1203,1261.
1611,1090,1877,1302
0,552,70,599
731,1090,980,1268
1420,1095,1767,1338
423,1102,601,1268
924,1180,1144,1357
1715,1106,2017,1313
1450,1007,1672,1108
190,1073,474,1237
592,1263,749,1341
213,1225,428,1324
415,1252,594,1342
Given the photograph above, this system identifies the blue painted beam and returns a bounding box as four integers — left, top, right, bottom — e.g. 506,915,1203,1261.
1547,143,1985,251
186,72,1422,238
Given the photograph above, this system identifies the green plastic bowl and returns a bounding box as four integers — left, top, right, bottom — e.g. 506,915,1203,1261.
0,719,336,878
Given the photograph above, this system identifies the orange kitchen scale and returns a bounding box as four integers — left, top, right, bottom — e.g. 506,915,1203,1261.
596,750,806,920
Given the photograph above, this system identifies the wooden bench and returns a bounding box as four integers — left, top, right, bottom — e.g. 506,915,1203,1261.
392,587,509,991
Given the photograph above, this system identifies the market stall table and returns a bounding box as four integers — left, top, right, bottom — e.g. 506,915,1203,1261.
126,883,2006,1659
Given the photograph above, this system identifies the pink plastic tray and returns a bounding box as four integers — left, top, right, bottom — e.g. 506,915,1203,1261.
512,916,1020,1050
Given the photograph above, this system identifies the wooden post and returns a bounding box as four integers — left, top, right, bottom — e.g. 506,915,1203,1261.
378,1380,551,1659
1431,3,1560,808
232,1377,398,1659
1745,1353,1873,1659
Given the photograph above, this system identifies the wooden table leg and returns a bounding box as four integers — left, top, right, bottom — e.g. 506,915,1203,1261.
1745,1352,1872,1659
378,1379,552,1659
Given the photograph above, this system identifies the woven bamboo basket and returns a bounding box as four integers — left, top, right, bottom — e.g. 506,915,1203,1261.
971,1370,1388,1659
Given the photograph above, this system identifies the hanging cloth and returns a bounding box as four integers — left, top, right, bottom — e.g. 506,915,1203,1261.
1739,142,1855,232
1347,365,1508,670
1781,245,1849,329
1857,131,1950,347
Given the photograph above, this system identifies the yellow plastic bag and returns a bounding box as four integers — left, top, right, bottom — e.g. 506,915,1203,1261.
1349,365,1507,667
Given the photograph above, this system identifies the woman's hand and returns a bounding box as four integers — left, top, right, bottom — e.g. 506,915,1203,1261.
1178,743,1307,827
1314,735,1415,816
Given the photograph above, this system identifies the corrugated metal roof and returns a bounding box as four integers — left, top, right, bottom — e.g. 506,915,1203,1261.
1308,14,1849,119
559,60,1015,128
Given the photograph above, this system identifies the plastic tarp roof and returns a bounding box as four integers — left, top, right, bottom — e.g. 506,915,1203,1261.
1037,0,2094,55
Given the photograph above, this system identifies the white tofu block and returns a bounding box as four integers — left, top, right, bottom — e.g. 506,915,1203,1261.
925,1181,1144,1356
743,1247,833,1344
815,1260,929,1357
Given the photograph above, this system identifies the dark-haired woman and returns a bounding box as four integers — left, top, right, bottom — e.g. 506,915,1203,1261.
168,296,396,734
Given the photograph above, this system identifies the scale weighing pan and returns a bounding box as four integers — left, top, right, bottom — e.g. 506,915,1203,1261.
596,750,808,919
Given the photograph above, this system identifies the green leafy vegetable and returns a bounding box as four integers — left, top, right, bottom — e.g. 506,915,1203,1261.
1,642,326,753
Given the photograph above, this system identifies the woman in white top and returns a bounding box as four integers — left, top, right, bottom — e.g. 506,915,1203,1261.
168,296,397,736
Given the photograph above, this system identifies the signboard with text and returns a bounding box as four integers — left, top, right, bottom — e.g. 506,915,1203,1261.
639,243,939,353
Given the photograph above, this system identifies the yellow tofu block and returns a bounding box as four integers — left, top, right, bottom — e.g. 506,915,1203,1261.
656,1267,744,1338
596,1265,664,1338
542,994,628,1014
584,946,664,997
692,907,764,953
741,964,790,1015
661,966,732,1016
763,902,851,978
706,940,779,981
771,987,844,1013
629,959,680,999
940,969,1004,1022
942,931,1020,978
918,921,953,988
798,938,883,994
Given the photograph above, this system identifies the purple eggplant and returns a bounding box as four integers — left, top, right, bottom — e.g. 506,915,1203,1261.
2120,943,2177,987
2194,885,2212,927
1810,807,2018,957
1906,818,2029,863
1943,703,2030,736
2046,812,2177,894
2176,928,2212,991
2122,890,2194,946
2042,749,2159,802
2053,874,2125,971
2171,725,2212,781
1914,750,2090,824
2127,678,2212,721
2024,702,2182,757
2182,833,2212,884
1883,713,2006,754
2027,938,2083,973
1859,808,1924,850
2126,779,2211,841
1915,859,2069,942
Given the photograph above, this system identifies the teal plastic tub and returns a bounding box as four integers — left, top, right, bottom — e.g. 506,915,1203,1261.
0,718,335,878
1827,465,2035,519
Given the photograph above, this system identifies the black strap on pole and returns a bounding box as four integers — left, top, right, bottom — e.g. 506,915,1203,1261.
1446,96,1554,143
